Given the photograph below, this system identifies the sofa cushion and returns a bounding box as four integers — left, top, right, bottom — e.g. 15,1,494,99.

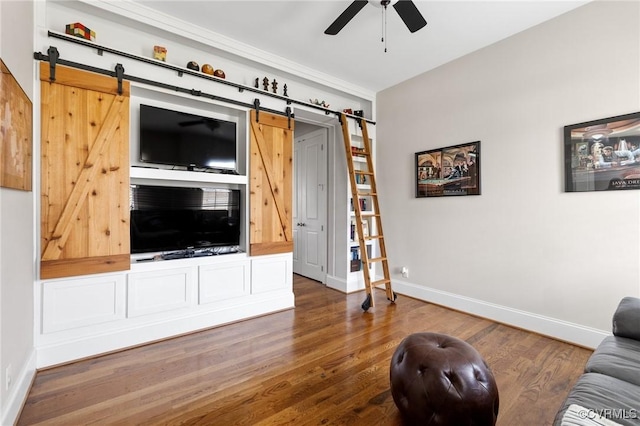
612,297,640,341
585,336,640,387
553,373,640,426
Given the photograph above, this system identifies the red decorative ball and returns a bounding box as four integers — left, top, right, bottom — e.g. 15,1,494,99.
214,69,226,79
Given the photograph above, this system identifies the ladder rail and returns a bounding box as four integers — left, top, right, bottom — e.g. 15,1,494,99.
339,113,394,310
359,119,394,302
340,115,374,307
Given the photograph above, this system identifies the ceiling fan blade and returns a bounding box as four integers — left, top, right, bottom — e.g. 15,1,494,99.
324,0,368,35
393,0,427,33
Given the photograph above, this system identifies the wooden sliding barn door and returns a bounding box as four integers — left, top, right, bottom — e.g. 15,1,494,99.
249,110,294,256
40,63,130,279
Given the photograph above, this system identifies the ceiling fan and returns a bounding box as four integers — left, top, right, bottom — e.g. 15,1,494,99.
324,0,427,35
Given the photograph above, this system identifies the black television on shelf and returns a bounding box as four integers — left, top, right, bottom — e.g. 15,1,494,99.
139,104,238,172
130,184,241,254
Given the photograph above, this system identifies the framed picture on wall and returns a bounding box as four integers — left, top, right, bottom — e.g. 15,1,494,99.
415,141,481,198
564,112,640,192
0,57,32,191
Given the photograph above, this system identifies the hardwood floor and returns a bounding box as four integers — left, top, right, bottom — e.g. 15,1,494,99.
19,275,592,425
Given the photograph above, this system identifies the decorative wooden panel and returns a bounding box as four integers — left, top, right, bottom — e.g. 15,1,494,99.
40,63,130,279
249,110,294,256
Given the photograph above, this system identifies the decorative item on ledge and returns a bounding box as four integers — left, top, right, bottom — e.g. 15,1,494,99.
310,99,330,108
186,61,199,71
201,64,214,75
153,45,167,62
255,77,287,95
214,69,225,79
65,22,95,41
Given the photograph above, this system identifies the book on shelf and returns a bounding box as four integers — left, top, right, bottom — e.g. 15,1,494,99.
349,245,372,271
355,173,368,185
350,246,361,272
350,197,368,212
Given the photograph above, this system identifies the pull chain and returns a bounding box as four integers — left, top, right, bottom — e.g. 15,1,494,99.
382,3,388,52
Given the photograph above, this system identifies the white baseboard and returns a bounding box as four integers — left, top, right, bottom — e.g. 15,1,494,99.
326,274,365,294
37,291,294,368
2,349,36,426
389,278,609,349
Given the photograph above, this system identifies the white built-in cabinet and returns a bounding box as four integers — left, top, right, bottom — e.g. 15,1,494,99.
38,252,293,367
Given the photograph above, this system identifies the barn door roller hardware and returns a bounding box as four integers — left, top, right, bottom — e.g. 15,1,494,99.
115,64,124,95
33,46,61,81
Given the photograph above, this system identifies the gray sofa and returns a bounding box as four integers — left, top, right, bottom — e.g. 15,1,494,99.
554,297,640,426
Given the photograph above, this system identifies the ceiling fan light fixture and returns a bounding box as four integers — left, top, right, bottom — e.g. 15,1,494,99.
324,0,426,36
368,0,399,8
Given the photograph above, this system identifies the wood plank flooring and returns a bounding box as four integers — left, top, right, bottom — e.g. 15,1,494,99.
18,275,592,425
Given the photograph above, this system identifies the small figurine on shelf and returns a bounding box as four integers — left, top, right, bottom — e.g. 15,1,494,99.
214,69,226,79
153,45,167,61
254,78,260,89
283,84,288,97
343,108,353,115
271,79,278,94
262,77,269,91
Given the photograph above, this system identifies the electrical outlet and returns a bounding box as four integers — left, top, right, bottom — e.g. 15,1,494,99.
401,267,409,278
5,364,11,391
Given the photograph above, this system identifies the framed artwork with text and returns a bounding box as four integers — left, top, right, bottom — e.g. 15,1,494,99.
416,141,481,198
564,112,640,192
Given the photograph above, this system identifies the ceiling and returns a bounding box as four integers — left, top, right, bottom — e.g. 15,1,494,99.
132,0,589,93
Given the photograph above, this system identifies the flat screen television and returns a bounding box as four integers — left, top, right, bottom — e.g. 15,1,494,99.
130,184,241,254
139,104,238,173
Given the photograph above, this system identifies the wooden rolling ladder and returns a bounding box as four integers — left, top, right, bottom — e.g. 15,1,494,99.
339,113,396,311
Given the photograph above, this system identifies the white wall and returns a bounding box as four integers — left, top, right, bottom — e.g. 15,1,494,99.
0,1,37,424
377,1,640,348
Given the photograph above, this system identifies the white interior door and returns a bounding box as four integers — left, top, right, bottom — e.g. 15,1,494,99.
293,128,327,282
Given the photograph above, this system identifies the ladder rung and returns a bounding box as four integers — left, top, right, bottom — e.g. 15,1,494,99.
367,256,387,263
361,213,379,218
357,191,377,196
355,171,374,176
350,146,370,154
372,278,391,287
365,235,383,241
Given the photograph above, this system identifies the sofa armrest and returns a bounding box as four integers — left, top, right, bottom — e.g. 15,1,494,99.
612,297,640,340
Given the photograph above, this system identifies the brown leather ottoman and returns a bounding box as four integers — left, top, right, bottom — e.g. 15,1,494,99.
390,332,499,425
